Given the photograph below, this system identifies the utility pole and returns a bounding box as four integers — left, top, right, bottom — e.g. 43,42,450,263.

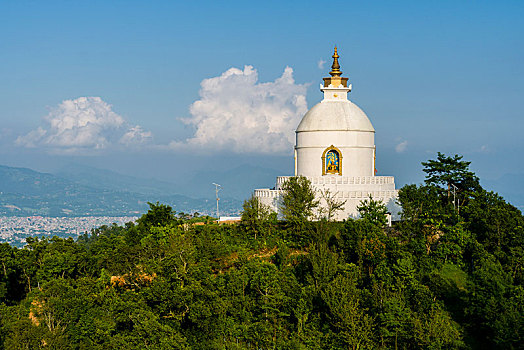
451,183,459,212
212,183,221,220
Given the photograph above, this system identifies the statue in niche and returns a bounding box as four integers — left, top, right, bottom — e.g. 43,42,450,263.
326,150,340,173
322,145,343,176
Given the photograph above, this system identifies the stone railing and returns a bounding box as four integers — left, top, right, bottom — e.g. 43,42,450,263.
276,175,395,188
254,188,398,200
336,190,398,199
253,189,282,198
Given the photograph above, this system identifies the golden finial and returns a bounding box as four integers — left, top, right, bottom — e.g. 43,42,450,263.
323,46,348,88
329,46,342,77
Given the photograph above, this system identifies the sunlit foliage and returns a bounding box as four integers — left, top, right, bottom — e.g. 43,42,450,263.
0,155,522,349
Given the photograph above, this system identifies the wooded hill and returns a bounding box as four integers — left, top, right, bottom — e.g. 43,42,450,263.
0,153,522,349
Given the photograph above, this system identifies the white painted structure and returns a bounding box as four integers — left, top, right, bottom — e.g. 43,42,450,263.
254,48,399,221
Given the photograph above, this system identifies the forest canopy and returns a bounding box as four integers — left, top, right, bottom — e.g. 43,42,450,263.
0,153,523,349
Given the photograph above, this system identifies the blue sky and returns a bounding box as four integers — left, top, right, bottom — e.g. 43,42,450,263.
1,1,523,203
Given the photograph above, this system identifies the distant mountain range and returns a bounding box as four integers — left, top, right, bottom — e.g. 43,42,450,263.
55,164,186,198
54,162,284,201
0,164,247,217
2,162,519,217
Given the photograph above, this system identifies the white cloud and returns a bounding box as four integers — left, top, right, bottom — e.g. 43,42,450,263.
318,59,326,70
170,65,308,154
119,125,152,146
395,140,408,153
16,97,151,153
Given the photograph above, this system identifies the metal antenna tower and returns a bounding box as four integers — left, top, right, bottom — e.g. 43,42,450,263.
451,183,459,213
212,183,221,219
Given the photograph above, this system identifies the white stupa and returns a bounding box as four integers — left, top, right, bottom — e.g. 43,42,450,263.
254,48,399,221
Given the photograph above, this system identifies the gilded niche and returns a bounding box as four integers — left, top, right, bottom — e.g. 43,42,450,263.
322,145,342,176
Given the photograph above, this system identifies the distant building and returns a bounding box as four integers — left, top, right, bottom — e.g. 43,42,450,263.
254,48,400,221
218,216,242,224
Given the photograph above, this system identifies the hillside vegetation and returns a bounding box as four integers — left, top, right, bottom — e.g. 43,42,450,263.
0,154,523,349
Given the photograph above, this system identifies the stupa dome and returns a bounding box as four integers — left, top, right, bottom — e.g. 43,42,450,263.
296,99,374,132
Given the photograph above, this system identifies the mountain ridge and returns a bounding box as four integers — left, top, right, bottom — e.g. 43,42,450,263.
0,164,242,217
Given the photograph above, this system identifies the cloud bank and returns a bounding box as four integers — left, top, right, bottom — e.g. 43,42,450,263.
171,65,308,154
16,97,151,154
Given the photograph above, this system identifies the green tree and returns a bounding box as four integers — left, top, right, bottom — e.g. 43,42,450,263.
397,184,446,222
357,196,388,227
322,271,375,349
412,306,464,349
463,189,524,252
241,195,273,240
137,202,178,231
0,244,24,305
279,176,319,239
307,242,338,291
422,152,481,199
317,188,346,221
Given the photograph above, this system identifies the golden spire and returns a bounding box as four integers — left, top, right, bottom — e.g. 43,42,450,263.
329,46,342,77
323,46,348,88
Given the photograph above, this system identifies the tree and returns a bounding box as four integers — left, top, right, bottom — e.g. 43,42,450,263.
317,188,346,221
412,306,464,349
322,272,374,349
308,242,338,291
462,189,524,252
279,176,319,237
137,202,178,231
0,244,24,305
422,152,480,198
357,195,388,227
397,184,445,222
241,195,273,240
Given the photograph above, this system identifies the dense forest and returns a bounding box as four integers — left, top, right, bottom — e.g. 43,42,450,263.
0,153,523,349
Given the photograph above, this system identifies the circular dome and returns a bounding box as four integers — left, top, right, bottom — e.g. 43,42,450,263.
296,100,375,132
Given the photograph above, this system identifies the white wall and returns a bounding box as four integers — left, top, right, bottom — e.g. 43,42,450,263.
295,130,375,177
